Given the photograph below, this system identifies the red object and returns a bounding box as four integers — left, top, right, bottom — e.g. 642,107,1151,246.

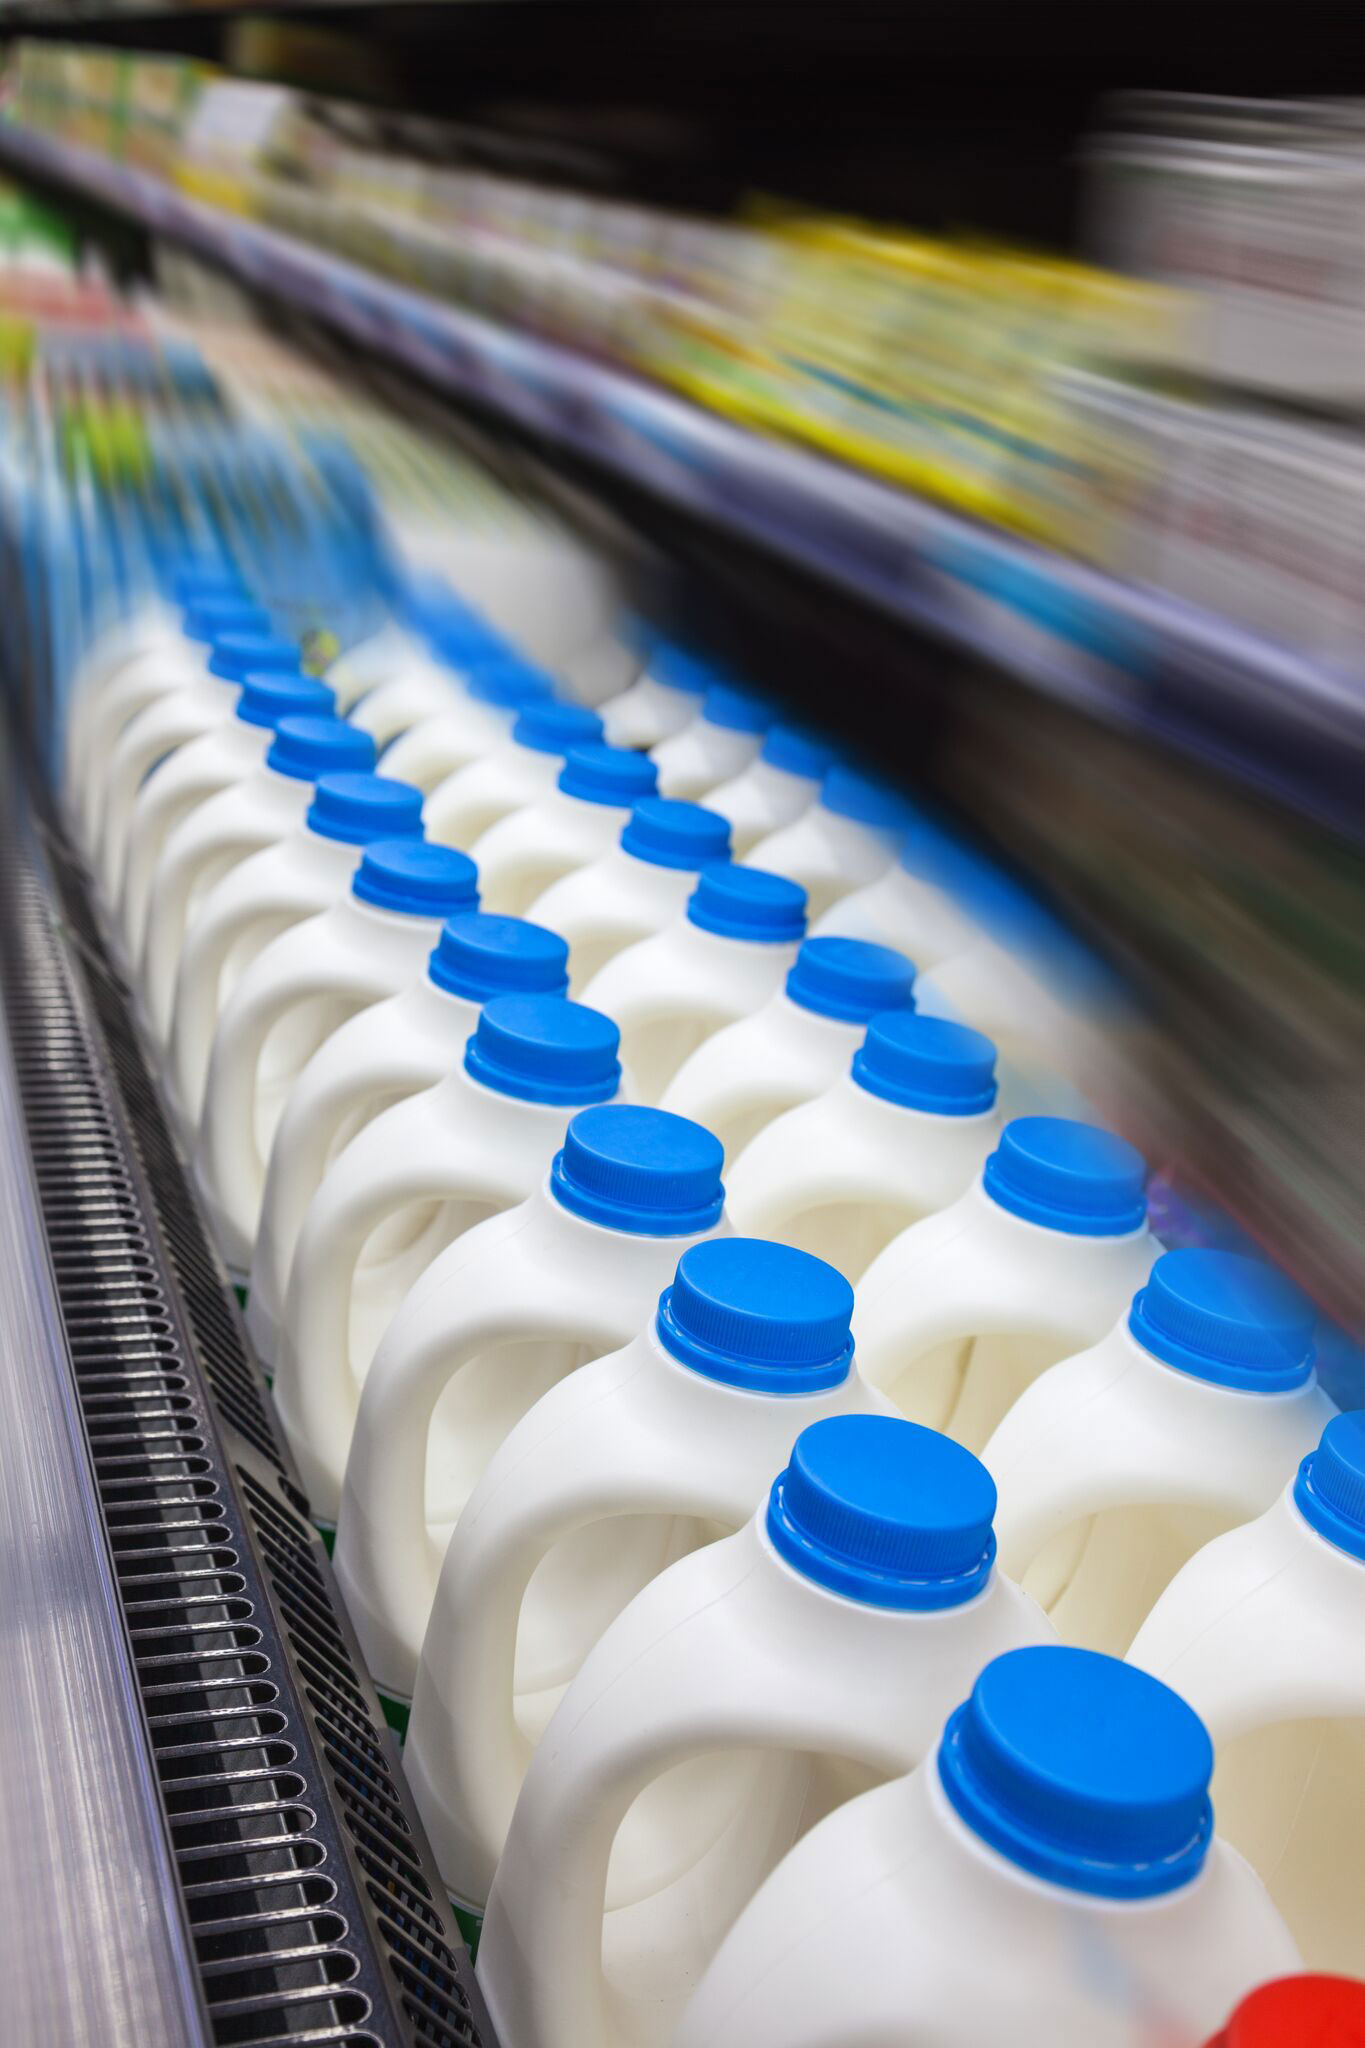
1206,1976,1365,2047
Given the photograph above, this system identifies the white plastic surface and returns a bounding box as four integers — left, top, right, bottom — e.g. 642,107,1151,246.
599,672,701,751
374,696,519,793
63,597,182,829
650,716,763,801
704,754,821,856
525,845,699,996
424,740,561,849
812,856,982,969
470,789,635,916
915,935,1094,1118
347,649,475,749
324,619,424,714
94,669,238,907
119,716,268,961
746,803,899,921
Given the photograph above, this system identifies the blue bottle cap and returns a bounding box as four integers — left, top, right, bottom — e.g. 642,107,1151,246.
686,864,807,943
656,1238,853,1393
351,840,478,918
464,993,621,1106
1293,1412,1365,1562
235,671,334,730
701,685,771,735
852,1013,998,1116
649,644,712,697
307,772,425,846
982,1117,1147,1236
428,912,569,1003
819,764,914,833
550,1104,725,1236
767,1415,997,1610
620,797,731,872
785,936,915,1023
182,594,270,645
398,572,475,644
267,715,377,783
208,631,300,685
760,724,836,781
171,559,242,606
512,700,605,756
466,657,558,710
937,1645,1215,1899
1129,1249,1316,1392
558,743,659,808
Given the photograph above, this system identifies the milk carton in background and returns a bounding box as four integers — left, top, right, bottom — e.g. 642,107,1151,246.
527,798,732,995
671,1646,1298,2048
599,642,708,750
272,993,624,1530
746,763,910,919
704,723,835,855
986,1249,1333,1656
580,865,807,1102
1129,1410,1365,1975
140,715,377,1049
333,1103,726,1720
854,1116,1156,1450
375,656,557,793
470,743,660,915
477,1413,1055,2048
405,1238,888,1927
650,683,771,799
194,840,479,1273
725,1013,1001,1279
659,935,916,1162
423,699,604,848
246,911,570,1365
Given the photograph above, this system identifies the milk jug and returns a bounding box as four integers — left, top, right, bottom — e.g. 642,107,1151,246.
725,1013,1000,1279
423,699,603,849
345,606,517,749
598,643,708,750
579,865,807,1102
745,763,911,919
333,1103,726,1718
273,992,623,1532
704,723,834,854
477,1412,1054,2048
986,1248,1332,1656
246,910,569,1365
812,819,985,968
659,935,915,1162
1129,1410,1365,1975
854,1115,1155,1451
194,840,479,1274
405,1237,887,1931
140,715,377,1049
649,684,770,800
118,669,335,962
670,1645,1298,2048
167,772,425,1132
374,657,557,794
526,797,732,994
470,742,659,915
1204,1975,1365,2047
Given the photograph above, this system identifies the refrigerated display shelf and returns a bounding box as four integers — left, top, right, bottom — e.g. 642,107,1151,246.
1,120,1361,841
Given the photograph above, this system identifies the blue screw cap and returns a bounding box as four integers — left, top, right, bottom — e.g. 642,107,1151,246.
464,993,621,1106
686,864,807,943
550,1104,725,1237
785,936,915,1023
852,1013,998,1116
701,684,771,735
171,559,242,606
235,671,334,730
982,1117,1147,1236
1294,1412,1365,1562
209,631,300,685
621,797,731,872
656,1238,854,1394
558,743,659,808
307,772,425,847
767,1415,997,1610
760,724,836,781
466,656,557,711
937,1645,1215,1899
649,644,712,697
819,765,914,833
512,699,604,756
267,715,376,783
352,840,478,918
183,594,270,644
1129,1249,1316,1393
429,911,568,1003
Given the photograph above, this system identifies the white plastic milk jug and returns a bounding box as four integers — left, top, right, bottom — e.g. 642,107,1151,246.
246,909,569,1364
672,1644,1299,2048
854,1115,1156,1451
194,839,479,1273
333,1103,727,1721
526,797,732,994
467,741,661,914
598,643,708,751
649,683,771,800
704,722,834,854
725,1013,1001,1279
375,657,557,793
659,934,915,1162
477,1412,1054,2048
273,992,622,1531
423,698,603,848
986,1248,1332,1656
745,763,911,919
167,770,425,1133
405,1237,886,1926
812,818,985,968
1129,1410,1365,1974
345,604,518,750
579,864,807,1102
140,714,376,1049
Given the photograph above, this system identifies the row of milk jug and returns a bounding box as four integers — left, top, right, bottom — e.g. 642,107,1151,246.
63,557,1362,2039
